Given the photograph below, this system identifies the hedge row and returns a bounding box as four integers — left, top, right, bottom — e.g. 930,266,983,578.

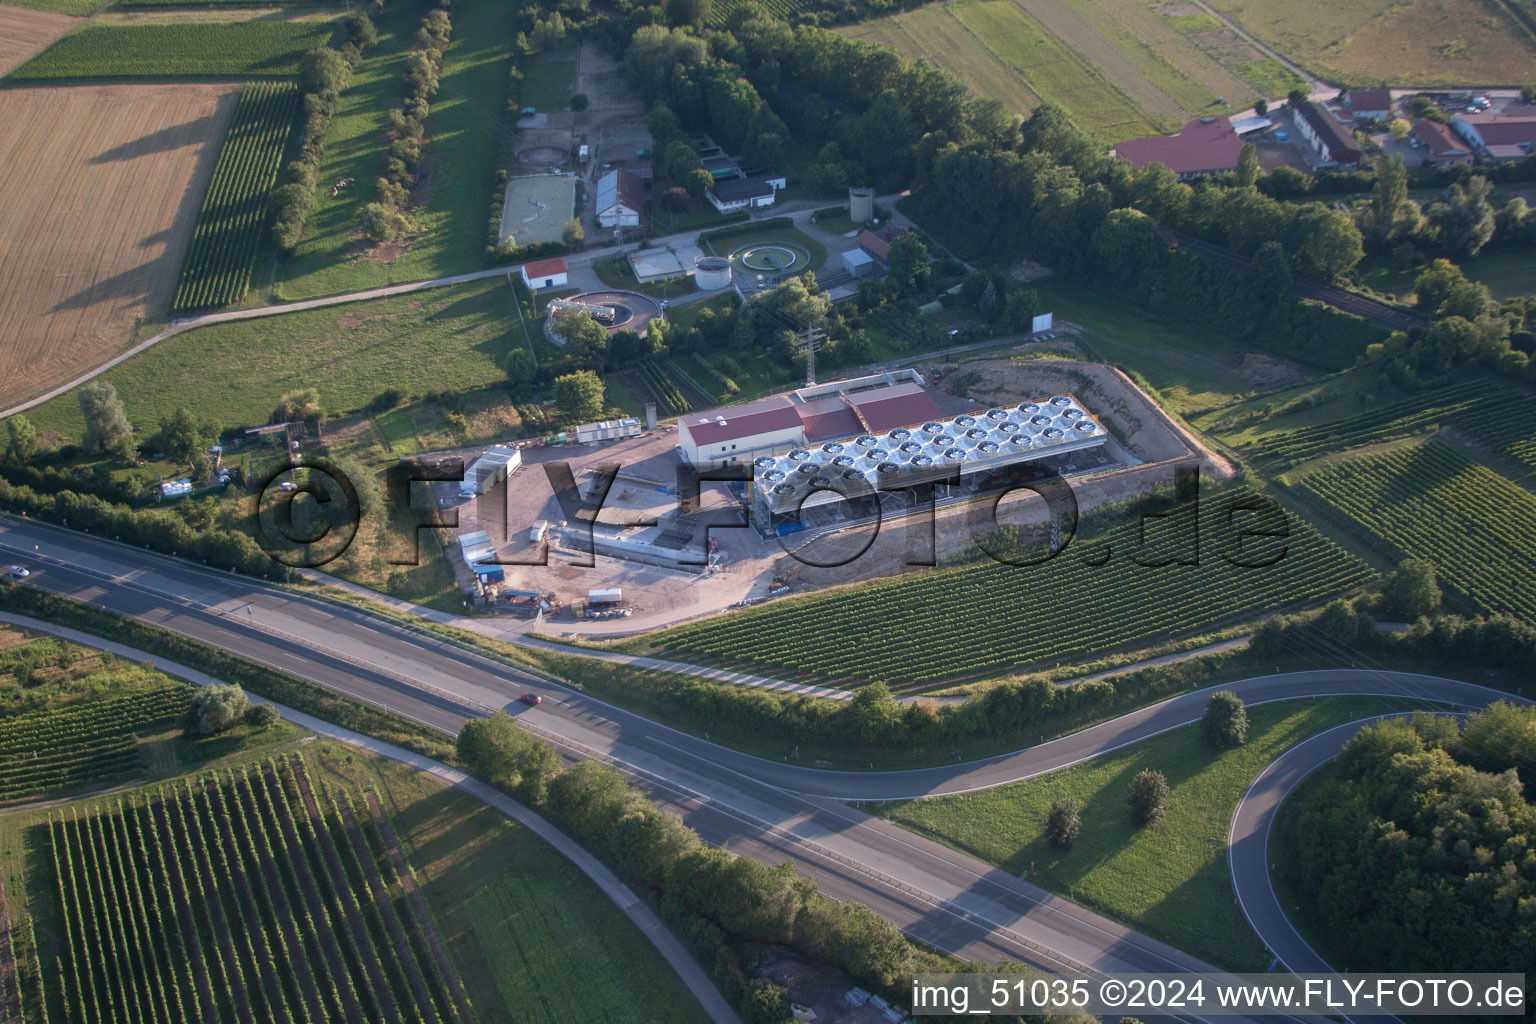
362,0,452,241
0,479,285,582
272,9,383,252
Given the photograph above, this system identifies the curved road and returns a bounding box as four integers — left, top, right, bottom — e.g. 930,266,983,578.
2,518,1523,1011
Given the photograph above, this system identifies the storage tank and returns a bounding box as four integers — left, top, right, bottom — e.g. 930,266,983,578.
694,255,732,291
849,187,875,224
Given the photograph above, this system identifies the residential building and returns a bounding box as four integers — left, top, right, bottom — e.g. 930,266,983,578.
1344,88,1393,121
1294,101,1363,166
1412,118,1474,166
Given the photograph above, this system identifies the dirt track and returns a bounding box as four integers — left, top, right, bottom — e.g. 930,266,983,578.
0,82,237,413
0,6,77,78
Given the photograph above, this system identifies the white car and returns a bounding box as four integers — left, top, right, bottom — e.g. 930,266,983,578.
8,565,30,580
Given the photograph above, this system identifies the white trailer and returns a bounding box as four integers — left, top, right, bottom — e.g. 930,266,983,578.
575,418,642,444
587,588,623,605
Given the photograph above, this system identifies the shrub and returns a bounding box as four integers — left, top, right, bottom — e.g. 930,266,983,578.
243,703,281,729
1045,799,1081,848
1202,691,1249,749
1128,768,1168,826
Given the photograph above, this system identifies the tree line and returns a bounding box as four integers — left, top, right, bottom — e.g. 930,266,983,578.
272,9,384,251
362,0,454,244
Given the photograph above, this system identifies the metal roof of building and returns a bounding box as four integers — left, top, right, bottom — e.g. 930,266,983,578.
683,397,802,445
709,177,775,202
848,381,939,433
754,395,1107,512
596,168,644,216
798,395,865,441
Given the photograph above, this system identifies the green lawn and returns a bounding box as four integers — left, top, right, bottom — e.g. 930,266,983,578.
25,278,519,441
1028,277,1263,416
699,222,829,270
517,41,578,114
277,0,516,299
8,19,336,78
871,695,1432,970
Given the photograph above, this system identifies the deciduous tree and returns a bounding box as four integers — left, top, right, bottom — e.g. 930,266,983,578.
1202,691,1248,749
553,370,605,421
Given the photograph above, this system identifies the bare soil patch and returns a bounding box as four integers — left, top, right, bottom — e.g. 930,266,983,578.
0,82,237,409
0,5,78,77
1009,259,1055,283
1236,352,1306,390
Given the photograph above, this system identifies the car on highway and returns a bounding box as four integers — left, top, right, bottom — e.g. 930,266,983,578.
519,693,542,705
7,565,29,580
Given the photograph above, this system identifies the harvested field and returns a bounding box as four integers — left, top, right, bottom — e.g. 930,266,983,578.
0,4,78,77
0,83,237,411
1205,0,1536,85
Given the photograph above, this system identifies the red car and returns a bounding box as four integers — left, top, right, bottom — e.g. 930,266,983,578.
519,693,542,706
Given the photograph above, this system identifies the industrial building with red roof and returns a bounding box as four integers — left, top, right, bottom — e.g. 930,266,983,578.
1110,116,1244,179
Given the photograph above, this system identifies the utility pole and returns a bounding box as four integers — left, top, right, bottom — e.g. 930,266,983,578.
798,326,826,387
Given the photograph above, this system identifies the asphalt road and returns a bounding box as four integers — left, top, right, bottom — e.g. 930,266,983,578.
3,518,1522,1012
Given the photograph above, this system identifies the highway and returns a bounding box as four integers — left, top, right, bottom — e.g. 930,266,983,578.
3,518,1523,1010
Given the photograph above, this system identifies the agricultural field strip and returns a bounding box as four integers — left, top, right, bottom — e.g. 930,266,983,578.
1296,439,1536,623
174,82,300,313
1006,0,1184,119
638,359,692,415
0,685,191,801
656,492,1370,686
38,756,470,1024
1246,380,1536,470
9,20,333,79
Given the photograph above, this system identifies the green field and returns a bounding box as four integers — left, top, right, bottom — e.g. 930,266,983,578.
517,43,578,113
871,695,1431,970
639,490,1372,688
174,81,300,313
1028,277,1259,416
9,19,335,78
277,0,517,299
0,0,99,14
24,278,517,441
1294,438,1536,622
1203,0,1536,86
840,1,1162,142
